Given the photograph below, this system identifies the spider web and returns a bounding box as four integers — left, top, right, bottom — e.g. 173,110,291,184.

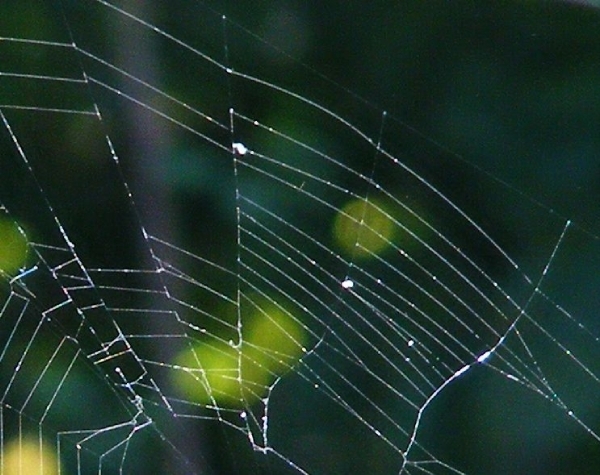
1,1,600,474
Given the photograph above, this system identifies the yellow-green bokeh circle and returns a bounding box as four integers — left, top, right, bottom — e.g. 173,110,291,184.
0,218,28,275
172,296,308,407
3,436,59,475
244,299,307,375
173,339,270,407
332,198,396,258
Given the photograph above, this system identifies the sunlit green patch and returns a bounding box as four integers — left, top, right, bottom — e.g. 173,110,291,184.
172,295,308,407
332,197,396,259
244,298,307,375
3,436,59,475
174,339,265,407
0,217,29,276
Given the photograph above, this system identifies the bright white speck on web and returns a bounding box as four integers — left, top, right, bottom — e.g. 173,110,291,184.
477,350,492,363
341,279,354,289
232,142,248,155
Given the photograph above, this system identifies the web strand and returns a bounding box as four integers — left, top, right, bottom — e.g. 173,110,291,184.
1,1,599,474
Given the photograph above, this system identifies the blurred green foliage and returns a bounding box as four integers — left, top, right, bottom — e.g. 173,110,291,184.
1,1,600,474
0,217,28,275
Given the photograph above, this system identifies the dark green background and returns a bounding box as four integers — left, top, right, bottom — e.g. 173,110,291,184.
1,1,600,474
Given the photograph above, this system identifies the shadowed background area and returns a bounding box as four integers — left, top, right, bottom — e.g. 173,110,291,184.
1,1,600,474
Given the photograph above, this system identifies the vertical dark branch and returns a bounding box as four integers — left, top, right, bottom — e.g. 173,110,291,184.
112,2,213,473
